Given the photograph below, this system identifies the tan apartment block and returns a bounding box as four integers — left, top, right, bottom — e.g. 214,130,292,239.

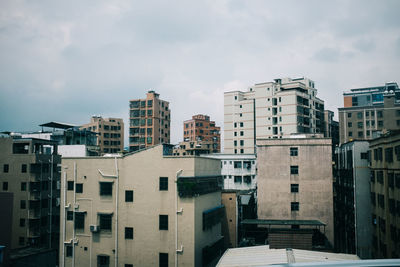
129,91,170,152
80,116,124,154
369,131,400,258
224,77,325,154
256,136,334,247
0,136,61,250
59,144,224,267
183,114,221,153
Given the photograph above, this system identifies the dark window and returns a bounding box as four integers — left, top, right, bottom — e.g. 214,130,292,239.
66,245,73,257
21,182,26,191
159,253,168,267
385,148,393,163
290,147,298,156
100,182,113,196
159,177,168,191
291,184,299,193
388,173,394,188
125,190,134,202
240,122,243,127
21,164,27,173
67,211,73,221
67,181,74,191
378,194,385,209
360,152,368,160
125,227,134,239
3,164,9,173
233,161,242,168
159,215,168,230
76,183,83,193
357,112,363,119
347,113,352,118
20,200,26,209
371,193,376,206
2,182,8,191
290,166,299,175
377,171,384,184
98,255,110,267
234,176,242,183
99,214,112,231
20,218,25,227
75,212,85,230
125,265,133,267
291,202,299,211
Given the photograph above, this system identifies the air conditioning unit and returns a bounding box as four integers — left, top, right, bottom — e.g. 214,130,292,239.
90,225,99,232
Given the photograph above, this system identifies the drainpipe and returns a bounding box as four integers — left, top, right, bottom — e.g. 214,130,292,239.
114,157,119,267
61,167,67,267
73,162,77,267
49,155,53,248
175,169,183,267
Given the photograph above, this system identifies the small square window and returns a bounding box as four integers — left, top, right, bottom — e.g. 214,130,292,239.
159,177,168,191
291,202,299,211
125,227,134,239
290,166,299,175
3,182,8,191
125,190,134,202
99,214,112,231
290,147,298,156
291,184,299,193
100,182,113,196
21,164,27,173
67,211,73,221
98,255,110,267
67,181,74,191
21,182,26,191
20,200,26,209
75,212,85,230
75,183,83,193
159,215,168,230
3,164,9,173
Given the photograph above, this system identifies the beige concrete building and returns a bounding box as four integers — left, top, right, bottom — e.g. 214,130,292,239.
256,135,334,247
173,140,215,156
224,77,325,154
183,114,221,153
0,136,61,250
80,116,124,154
338,82,400,144
59,144,224,267
129,91,170,152
369,131,400,258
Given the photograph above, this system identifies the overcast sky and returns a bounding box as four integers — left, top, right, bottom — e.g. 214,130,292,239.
1,0,399,147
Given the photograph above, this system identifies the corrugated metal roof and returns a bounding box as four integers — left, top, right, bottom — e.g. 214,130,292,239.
217,246,360,267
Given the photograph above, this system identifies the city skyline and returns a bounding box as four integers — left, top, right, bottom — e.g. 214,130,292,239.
0,0,400,147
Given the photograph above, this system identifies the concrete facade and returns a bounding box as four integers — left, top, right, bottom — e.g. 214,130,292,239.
183,114,221,153
369,131,400,258
129,91,170,152
80,116,124,154
201,154,257,190
59,144,224,267
0,136,61,250
256,136,334,246
221,191,238,249
334,141,372,258
338,82,400,144
224,77,325,154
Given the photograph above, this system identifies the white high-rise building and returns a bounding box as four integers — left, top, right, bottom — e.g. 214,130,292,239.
224,77,325,154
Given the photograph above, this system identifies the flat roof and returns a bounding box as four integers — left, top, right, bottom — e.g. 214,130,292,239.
242,219,326,226
39,122,76,129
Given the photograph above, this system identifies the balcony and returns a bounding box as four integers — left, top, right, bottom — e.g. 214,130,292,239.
177,176,221,197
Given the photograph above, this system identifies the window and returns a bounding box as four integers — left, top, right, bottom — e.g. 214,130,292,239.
234,176,242,183
240,131,244,136
100,182,113,196
291,184,299,193
240,149,244,154
291,202,299,211
159,253,168,267
290,147,298,156
357,112,363,119
125,227,134,239
20,218,25,227
240,122,243,127
347,122,352,127
347,113,352,118
2,182,8,191
377,171,384,184
75,183,83,193
125,265,133,267
20,200,26,209
66,245,73,257
358,131,363,137
67,181,74,191
290,166,299,175
21,182,26,191
98,255,110,267
75,212,85,230
67,211,73,221
385,148,393,163
99,214,112,231
240,140,244,146
377,110,383,118
21,164,27,173
159,177,168,191
159,215,168,230
125,190,134,202
234,122,237,128
234,140,237,146
378,120,383,127
233,161,242,168
3,164,9,173
349,131,353,137
388,173,394,188
357,122,363,129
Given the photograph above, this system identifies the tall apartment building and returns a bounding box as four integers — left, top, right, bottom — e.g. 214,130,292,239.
183,114,221,153
224,77,325,154
129,91,170,152
80,116,124,154
338,82,400,144
334,141,372,259
256,135,334,248
369,131,400,258
0,136,61,251
59,144,224,267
